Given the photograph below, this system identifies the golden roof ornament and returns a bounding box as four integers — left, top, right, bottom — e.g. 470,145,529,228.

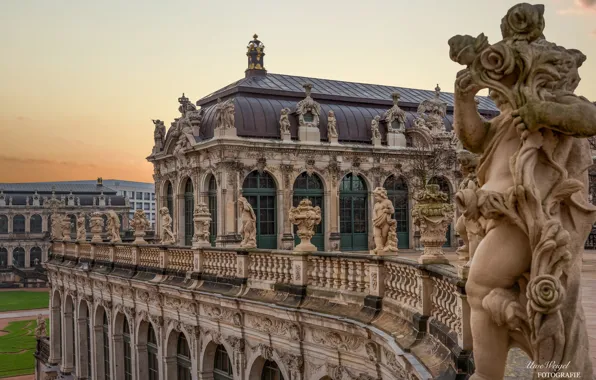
246,33,266,76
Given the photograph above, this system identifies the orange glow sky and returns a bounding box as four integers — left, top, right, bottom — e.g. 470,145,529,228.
1,0,595,184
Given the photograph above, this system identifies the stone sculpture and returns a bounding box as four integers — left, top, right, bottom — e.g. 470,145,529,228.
173,136,190,169
35,314,47,338
384,92,406,133
289,198,322,252
327,110,338,139
76,213,86,242
417,85,448,135
411,184,453,264
50,213,63,240
449,3,596,378
238,196,257,249
371,187,399,255
279,107,291,141
296,83,321,128
105,210,121,243
371,116,382,147
60,215,71,242
89,212,104,243
192,202,212,248
152,119,166,153
215,98,235,130
159,207,177,245
130,209,150,245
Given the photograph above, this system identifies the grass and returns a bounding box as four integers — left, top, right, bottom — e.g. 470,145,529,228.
0,319,48,378
0,291,49,312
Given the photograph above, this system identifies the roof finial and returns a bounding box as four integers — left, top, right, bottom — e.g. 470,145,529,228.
246,33,267,77
303,83,313,97
253,33,258,39
435,84,441,98
391,92,401,106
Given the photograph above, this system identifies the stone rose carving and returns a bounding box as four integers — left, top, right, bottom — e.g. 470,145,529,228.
327,110,338,138
159,207,176,245
105,210,121,243
76,213,86,242
449,3,596,378
412,184,453,264
289,198,322,252
238,196,257,249
60,215,71,242
130,209,150,245
192,202,211,248
89,212,104,243
371,187,398,255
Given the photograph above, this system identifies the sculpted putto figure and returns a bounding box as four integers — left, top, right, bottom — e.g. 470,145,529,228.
105,210,121,243
454,150,482,264
371,116,381,140
238,196,257,249
279,108,291,134
215,98,235,130
76,213,86,241
289,198,322,252
159,207,176,245
130,209,150,245
449,3,596,378
327,110,338,138
371,187,398,255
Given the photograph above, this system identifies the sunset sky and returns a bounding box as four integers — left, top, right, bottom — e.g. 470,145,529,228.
1,0,595,183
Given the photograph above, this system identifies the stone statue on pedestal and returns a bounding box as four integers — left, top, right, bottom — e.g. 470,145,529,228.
289,198,322,252
76,213,86,242
130,209,150,245
238,197,257,249
192,202,212,248
159,207,176,245
50,213,63,240
371,187,398,255
105,210,121,243
35,314,47,338
327,110,338,139
89,212,104,243
60,215,71,242
449,3,596,378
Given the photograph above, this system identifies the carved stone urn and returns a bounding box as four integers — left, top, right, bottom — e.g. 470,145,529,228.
412,184,454,264
192,202,212,248
89,212,104,243
60,216,71,242
289,198,322,252
130,209,150,245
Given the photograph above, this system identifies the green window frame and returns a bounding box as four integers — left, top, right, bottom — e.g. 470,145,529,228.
339,174,368,251
384,175,409,249
242,171,277,249
293,172,324,251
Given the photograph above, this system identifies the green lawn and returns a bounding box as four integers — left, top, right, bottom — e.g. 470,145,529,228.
0,319,48,378
0,291,49,312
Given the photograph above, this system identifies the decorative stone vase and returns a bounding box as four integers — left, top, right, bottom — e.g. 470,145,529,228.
130,209,150,245
192,202,212,248
412,184,453,264
60,216,71,242
289,199,322,252
89,212,104,243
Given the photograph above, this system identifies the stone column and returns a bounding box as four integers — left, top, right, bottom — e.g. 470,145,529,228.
25,215,30,233
7,249,13,269
77,316,88,378
42,213,48,233
328,184,340,251
61,309,74,374
25,248,30,268
218,169,241,247
8,215,13,233
177,190,185,245
49,303,61,365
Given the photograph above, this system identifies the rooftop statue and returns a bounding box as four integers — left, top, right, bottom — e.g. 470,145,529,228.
215,98,235,130
279,108,291,135
76,213,86,242
106,210,121,243
159,207,176,245
327,110,338,139
449,3,596,378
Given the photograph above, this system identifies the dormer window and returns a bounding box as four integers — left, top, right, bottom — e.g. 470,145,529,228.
304,112,314,123
391,120,400,130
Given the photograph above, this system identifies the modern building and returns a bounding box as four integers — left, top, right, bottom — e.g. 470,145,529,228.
51,179,156,229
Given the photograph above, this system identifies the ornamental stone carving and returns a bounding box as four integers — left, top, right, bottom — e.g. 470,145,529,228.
35,314,47,338
327,110,338,141
412,184,453,264
60,215,71,242
296,83,321,129
311,328,363,351
152,119,166,153
76,213,86,242
416,84,448,136
130,209,150,245
238,196,257,249
50,213,63,240
384,92,406,133
370,116,381,147
105,210,121,243
289,198,321,252
279,107,291,142
159,207,176,245
89,212,104,243
449,3,596,378
214,98,236,134
192,202,211,248
371,187,398,255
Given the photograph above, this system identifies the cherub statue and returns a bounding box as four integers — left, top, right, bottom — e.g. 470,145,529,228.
371,187,398,255
76,213,86,241
238,197,257,249
371,116,381,140
35,314,47,338
288,199,322,252
327,110,338,138
159,207,176,245
105,210,121,243
279,108,291,134
130,209,150,244
449,3,596,378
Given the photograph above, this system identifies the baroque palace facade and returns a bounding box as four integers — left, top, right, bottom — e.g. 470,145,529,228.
36,36,498,380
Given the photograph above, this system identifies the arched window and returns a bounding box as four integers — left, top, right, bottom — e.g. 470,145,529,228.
69,215,77,234
0,248,7,268
339,174,368,251
123,319,132,380
30,214,42,233
101,215,108,232
293,172,324,251
213,344,233,380
13,215,25,233
166,181,174,219
78,301,92,380
429,176,452,246
87,315,92,379
208,175,218,246
12,247,25,267
30,247,42,267
103,313,111,380
184,179,195,246
0,215,7,234
70,301,76,374
147,325,159,380
384,176,409,249
242,171,277,249
177,334,192,380
261,360,284,380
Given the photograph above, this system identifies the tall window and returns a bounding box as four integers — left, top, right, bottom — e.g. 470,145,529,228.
339,174,368,251
71,303,76,373
242,171,277,249
30,214,42,233
12,247,25,267
13,215,25,233
87,316,92,380
0,248,7,268
208,175,218,246
184,180,195,246
103,313,111,380
147,325,159,380
30,247,42,266
176,335,192,380
384,175,409,249
166,182,174,218
293,172,324,251
214,345,233,380
261,360,284,380
0,215,7,233
123,319,132,380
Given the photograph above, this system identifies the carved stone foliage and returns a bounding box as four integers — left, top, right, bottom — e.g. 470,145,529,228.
383,92,406,133
245,314,301,340
311,328,364,351
203,304,242,326
382,347,409,379
296,83,321,128
130,209,150,245
289,199,322,252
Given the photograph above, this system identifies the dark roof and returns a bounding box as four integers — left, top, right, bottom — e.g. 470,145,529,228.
0,183,118,195
197,73,499,113
2,194,127,207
